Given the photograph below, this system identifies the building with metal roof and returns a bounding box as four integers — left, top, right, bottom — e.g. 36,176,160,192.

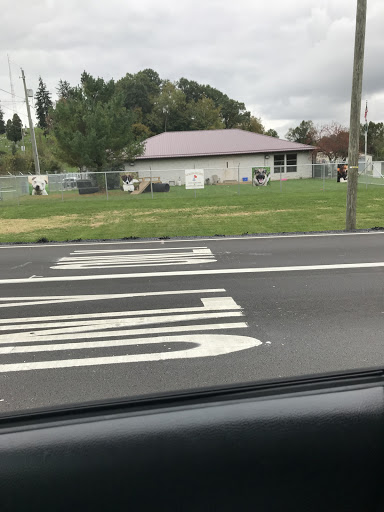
126,129,315,184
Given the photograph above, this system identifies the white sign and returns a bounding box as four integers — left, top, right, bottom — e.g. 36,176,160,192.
185,169,204,189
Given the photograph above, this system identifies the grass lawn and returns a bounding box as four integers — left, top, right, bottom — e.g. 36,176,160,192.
0,179,383,243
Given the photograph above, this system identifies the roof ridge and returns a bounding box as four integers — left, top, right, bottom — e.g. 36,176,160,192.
138,129,315,160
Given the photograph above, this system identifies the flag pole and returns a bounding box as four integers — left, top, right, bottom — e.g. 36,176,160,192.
365,100,368,189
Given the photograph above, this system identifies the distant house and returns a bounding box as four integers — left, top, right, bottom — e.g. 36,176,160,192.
126,129,315,183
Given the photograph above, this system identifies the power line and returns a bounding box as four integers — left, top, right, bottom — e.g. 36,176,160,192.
0,102,29,120
0,87,25,101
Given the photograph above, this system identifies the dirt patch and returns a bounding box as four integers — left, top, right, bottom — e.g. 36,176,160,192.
128,207,295,218
192,209,295,218
128,206,244,216
0,215,81,235
88,212,123,228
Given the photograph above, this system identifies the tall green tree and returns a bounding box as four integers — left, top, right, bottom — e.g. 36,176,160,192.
80,71,115,103
201,84,227,108
360,121,384,160
0,105,6,134
51,73,142,171
187,96,223,130
238,115,264,134
265,128,279,138
35,76,53,131
56,79,72,99
149,81,188,132
220,98,250,129
117,69,161,117
177,78,253,131
177,78,205,103
285,120,317,145
5,113,22,143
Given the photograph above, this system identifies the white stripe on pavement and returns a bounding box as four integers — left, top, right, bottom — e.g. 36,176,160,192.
51,247,215,269
73,246,210,254
0,334,260,372
0,231,383,249
1,261,383,284
0,327,250,354
0,297,239,325
0,321,248,345
50,257,215,270
0,289,226,308
0,311,244,337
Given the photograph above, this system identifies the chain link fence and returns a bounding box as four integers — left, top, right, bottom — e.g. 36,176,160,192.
0,163,383,206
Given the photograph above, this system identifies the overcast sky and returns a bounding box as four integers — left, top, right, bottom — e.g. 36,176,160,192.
1,0,383,137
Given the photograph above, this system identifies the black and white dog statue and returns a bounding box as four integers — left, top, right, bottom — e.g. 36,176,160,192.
121,174,139,192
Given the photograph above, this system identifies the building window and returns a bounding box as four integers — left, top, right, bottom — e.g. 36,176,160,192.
274,154,284,173
286,154,297,172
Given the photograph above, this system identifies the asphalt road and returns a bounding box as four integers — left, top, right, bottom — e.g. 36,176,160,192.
0,232,383,414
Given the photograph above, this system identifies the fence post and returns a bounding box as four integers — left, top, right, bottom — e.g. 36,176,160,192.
61,175,64,201
15,176,20,206
280,166,282,192
323,164,325,192
150,168,153,199
105,172,109,200
238,164,240,195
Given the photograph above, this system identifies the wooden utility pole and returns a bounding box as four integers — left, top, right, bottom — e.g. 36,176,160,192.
21,68,41,175
346,0,367,230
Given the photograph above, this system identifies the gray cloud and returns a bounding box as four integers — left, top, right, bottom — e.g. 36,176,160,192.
1,0,383,137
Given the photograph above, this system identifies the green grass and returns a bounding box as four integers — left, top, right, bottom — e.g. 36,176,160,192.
0,179,383,243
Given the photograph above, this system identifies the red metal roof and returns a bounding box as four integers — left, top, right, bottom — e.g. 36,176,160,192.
137,129,314,160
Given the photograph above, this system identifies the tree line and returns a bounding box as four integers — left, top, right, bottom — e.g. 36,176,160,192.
285,119,384,162
0,69,280,174
1,69,384,175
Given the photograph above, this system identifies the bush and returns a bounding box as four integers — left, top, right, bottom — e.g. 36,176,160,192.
0,153,33,175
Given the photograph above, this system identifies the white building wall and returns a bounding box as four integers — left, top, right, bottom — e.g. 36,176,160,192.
125,152,313,184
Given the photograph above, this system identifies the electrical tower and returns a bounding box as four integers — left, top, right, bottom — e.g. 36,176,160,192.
7,54,17,115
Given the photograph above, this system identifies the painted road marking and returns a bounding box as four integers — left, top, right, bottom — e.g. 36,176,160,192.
72,246,210,254
0,297,239,324
51,247,216,270
0,231,383,249
0,334,261,372
0,289,225,309
0,312,244,340
2,261,383,284
0,293,258,372
0,321,248,346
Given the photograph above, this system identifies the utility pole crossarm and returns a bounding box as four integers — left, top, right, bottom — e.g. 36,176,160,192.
21,68,41,175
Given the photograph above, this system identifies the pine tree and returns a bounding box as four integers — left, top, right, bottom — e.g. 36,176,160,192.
5,113,22,143
35,76,53,131
56,79,72,100
0,105,6,134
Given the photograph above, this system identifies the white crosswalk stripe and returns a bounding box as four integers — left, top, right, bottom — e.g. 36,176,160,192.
51,247,216,270
0,292,261,372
